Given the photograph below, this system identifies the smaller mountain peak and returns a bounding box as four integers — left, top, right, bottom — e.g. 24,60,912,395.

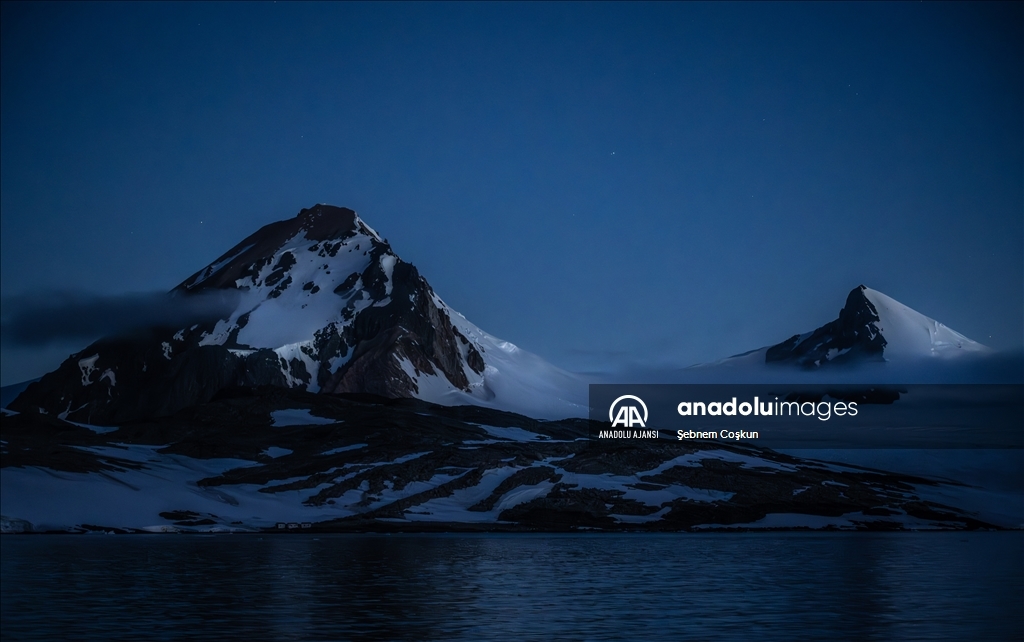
766,284,988,369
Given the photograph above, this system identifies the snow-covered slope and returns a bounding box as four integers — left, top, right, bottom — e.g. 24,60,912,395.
861,287,988,358
3,391,1006,533
410,304,588,419
11,205,586,423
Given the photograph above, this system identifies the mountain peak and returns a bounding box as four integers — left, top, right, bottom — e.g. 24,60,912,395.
178,204,378,292
295,204,357,240
766,285,886,368
766,284,987,369
294,204,387,244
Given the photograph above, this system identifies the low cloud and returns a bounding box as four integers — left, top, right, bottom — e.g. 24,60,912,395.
1,289,240,346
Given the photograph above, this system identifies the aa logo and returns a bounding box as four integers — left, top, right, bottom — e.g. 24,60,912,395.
609,395,648,428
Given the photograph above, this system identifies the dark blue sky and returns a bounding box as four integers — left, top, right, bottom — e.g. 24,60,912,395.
1,2,1022,385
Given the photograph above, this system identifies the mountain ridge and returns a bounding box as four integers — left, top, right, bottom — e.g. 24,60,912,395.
9,206,993,424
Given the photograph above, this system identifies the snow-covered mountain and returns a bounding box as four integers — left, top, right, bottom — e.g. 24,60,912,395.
10,205,586,423
722,285,989,370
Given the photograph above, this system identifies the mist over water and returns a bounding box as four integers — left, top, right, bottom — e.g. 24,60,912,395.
598,350,1024,385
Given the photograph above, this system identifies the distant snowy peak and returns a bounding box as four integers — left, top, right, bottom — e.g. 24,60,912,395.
11,205,585,423
766,285,988,369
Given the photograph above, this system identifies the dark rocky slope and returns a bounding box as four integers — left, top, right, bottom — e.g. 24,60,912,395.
766,285,888,368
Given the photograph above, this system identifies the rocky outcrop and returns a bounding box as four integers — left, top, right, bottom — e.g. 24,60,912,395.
766,285,888,369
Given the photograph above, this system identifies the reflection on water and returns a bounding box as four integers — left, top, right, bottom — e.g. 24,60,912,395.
2,533,1021,640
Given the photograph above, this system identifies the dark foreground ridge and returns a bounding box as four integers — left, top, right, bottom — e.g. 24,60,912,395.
1,387,998,533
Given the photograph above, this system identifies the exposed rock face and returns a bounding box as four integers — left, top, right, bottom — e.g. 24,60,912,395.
10,205,486,424
766,285,888,369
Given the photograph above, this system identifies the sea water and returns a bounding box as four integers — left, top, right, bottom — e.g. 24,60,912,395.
2,532,1021,641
